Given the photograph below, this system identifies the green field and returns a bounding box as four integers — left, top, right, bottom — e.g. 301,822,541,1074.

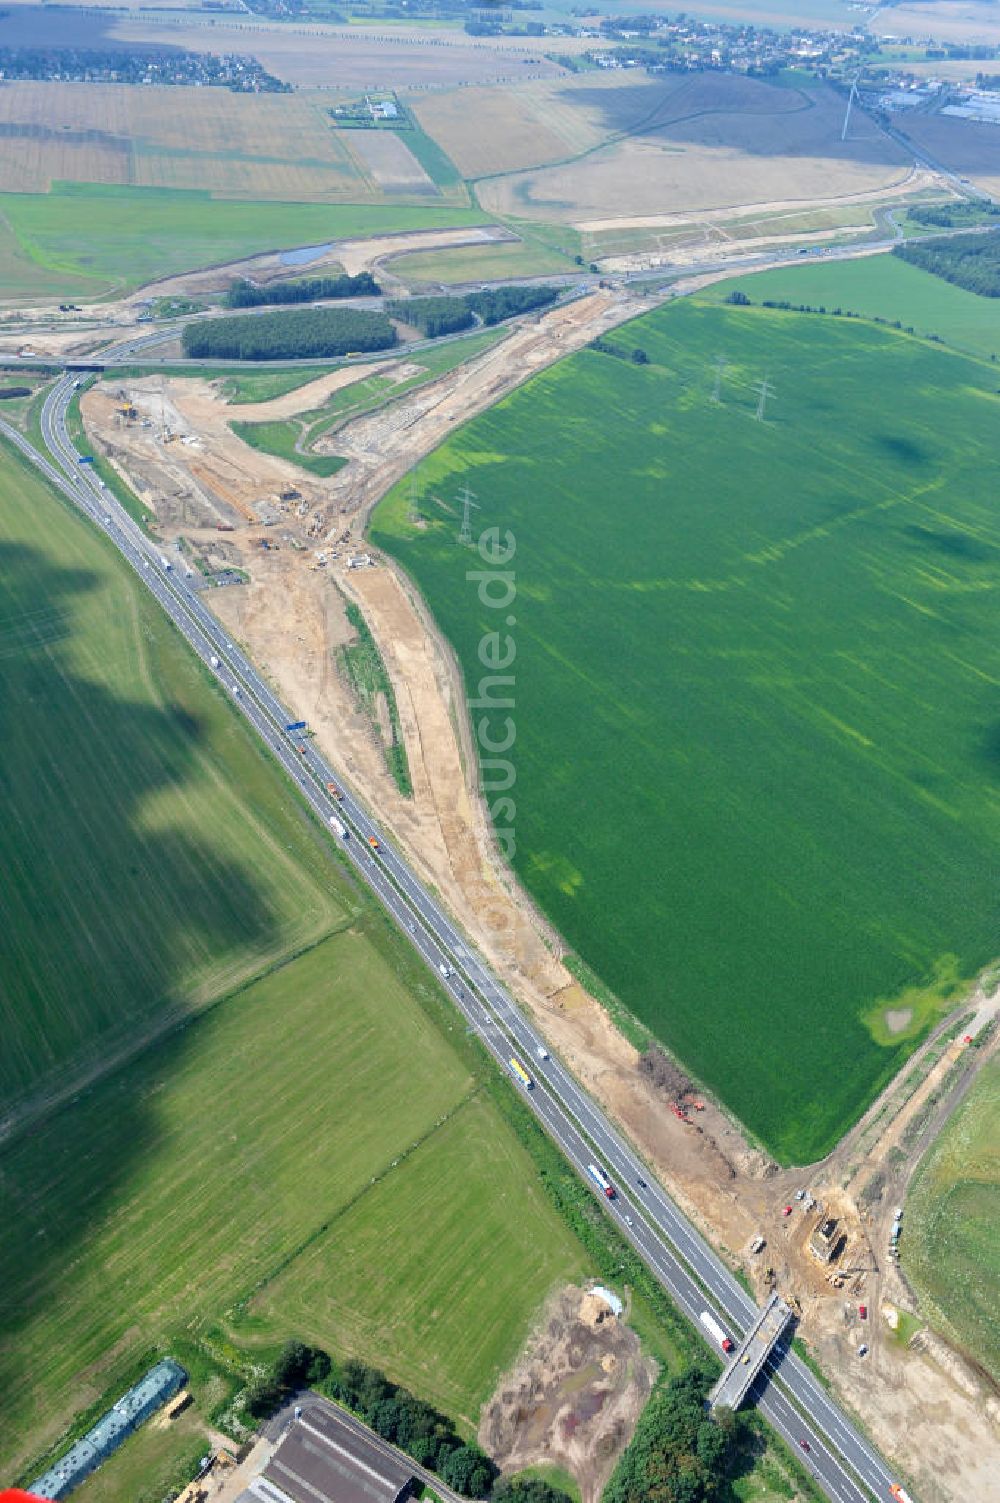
902,1057,1000,1384
239,1094,589,1427
396,239,577,287
0,436,592,1487
0,184,488,299
0,438,344,1122
371,300,1000,1162
706,253,1000,361
230,417,348,478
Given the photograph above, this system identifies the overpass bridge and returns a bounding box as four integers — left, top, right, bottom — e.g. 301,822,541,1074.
709,1293,793,1412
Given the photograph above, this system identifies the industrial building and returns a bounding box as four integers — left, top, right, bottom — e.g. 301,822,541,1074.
238,1401,415,1503
31,1359,186,1500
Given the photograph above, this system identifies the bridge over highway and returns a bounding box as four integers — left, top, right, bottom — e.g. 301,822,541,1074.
710,1293,793,1412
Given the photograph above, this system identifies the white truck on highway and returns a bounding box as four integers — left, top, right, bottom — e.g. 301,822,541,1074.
699,1310,734,1353
329,815,349,840
438,961,454,980
209,654,220,669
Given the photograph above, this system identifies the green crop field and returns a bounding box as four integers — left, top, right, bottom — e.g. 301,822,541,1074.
372,300,1000,1163
0,184,488,299
706,253,1000,361
902,1057,1000,1385
0,436,591,1487
238,1093,589,1427
0,438,343,1123
0,928,474,1479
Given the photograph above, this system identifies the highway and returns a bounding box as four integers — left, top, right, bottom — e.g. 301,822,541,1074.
0,363,914,1503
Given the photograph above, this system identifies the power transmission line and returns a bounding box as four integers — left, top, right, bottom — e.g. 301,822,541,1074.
754,376,775,423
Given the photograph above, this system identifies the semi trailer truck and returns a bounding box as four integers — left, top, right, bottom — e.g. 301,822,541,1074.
699,1310,734,1353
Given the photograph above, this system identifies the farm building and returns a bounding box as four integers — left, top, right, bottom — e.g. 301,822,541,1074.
237,1399,415,1503
30,1359,186,1500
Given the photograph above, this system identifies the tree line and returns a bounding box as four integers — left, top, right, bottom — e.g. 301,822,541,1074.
182,307,397,361
895,230,1000,299
906,203,1000,230
225,273,380,309
241,1343,574,1502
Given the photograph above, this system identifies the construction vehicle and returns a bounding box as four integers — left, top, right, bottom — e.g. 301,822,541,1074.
586,1162,616,1200
699,1310,734,1353
368,835,380,852
326,782,344,801
509,1057,534,1090
749,1236,766,1255
671,1104,690,1123
889,1487,915,1503
329,815,348,840
215,522,235,532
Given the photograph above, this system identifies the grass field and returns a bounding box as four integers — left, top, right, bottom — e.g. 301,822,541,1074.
902,1057,1000,1385
0,438,343,1122
0,184,488,299
239,1093,589,1427
371,301,1000,1162
0,927,479,1479
230,417,348,478
395,238,578,286
706,253,1000,361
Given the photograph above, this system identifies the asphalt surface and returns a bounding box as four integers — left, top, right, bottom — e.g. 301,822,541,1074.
0,353,916,1503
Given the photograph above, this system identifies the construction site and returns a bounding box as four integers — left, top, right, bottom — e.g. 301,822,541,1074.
76,277,1000,1503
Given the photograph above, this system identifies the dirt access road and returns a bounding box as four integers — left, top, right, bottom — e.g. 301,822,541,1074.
83,283,1000,1502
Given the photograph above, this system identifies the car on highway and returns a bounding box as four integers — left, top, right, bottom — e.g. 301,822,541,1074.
625,1215,634,1227
799,1440,811,1452
636,1177,648,1189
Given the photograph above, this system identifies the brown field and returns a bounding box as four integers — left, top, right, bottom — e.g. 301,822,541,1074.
345,130,437,195
0,8,565,88
473,74,911,222
0,82,416,200
411,73,722,180
895,112,1000,199
881,0,1000,45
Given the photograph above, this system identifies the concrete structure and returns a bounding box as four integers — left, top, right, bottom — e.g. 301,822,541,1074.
31,1359,186,1500
708,1294,792,1413
239,1403,414,1503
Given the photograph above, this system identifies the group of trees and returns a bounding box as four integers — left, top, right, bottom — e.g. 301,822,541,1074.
895,231,1000,299
225,273,380,309
466,284,560,325
244,1341,331,1420
906,203,1000,230
182,307,397,361
390,285,562,338
321,1358,499,1497
590,337,650,364
387,295,476,338
603,1368,741,1503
